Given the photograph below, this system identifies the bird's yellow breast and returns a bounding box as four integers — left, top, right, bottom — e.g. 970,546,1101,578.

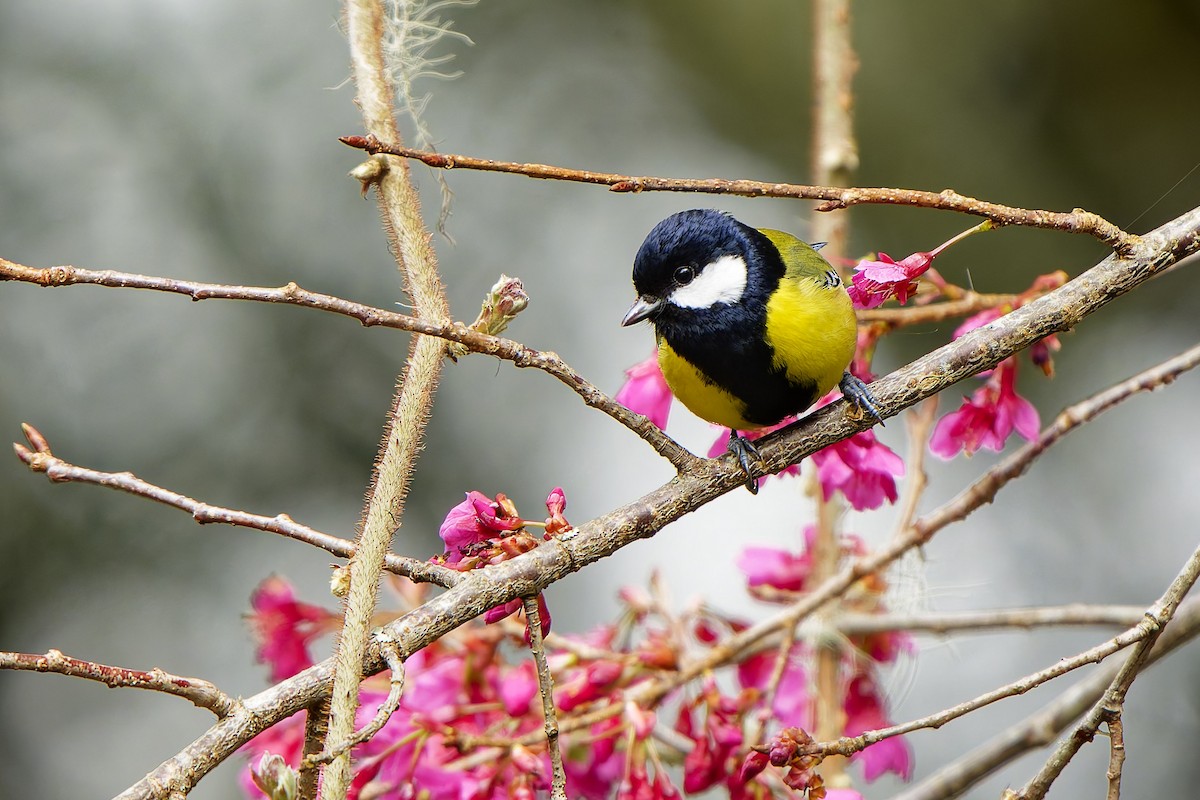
657,274,857,432
658,341,759,431
764,274,858,401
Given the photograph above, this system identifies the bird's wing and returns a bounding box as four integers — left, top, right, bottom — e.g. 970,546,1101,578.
756,228,841,287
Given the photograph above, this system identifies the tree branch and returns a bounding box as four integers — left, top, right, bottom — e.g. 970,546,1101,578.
0,258,697,471
11,423,460,588
893,599,1200,800
0,649,236,717
113,204,1200,798
340,135,1139,252
1016,521,1200,799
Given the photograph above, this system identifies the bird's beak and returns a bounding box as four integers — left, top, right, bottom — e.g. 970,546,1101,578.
621,295,663,326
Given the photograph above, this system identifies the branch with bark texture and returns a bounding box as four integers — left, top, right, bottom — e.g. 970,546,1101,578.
111,205,1200,799
893,599,1200,800
0,258,695,471
340,134,1139,252
0,649,236,717
11,423,459,588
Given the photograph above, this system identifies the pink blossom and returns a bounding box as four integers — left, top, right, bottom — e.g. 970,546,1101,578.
847,251,935,309
484,592,552,642
544,486,573,536
556,660,624,712
247,576,337,682
737,546,814,593
439,491,502,551
813,428,906,510
497,662,538,716
844,673,913,781
931,361,1040,458
616,353,673,430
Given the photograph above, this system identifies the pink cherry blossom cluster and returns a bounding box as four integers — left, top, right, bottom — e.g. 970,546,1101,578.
240,495,912,800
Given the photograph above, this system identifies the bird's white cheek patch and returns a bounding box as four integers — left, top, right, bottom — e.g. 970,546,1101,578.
669,254,748,309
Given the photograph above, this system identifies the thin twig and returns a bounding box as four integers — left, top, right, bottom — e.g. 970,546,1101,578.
0,258,697,471
299,698,330,800
833,605,1149,636
306,634,406,768
340,135,1139,252
747,623,799,748
10,424,459,587
1105,712,1125,800
0,649,236,717
892,398,938,541
893,600,1200,800
522,596,567,799
114,207,1200,799
857,292,1019,325
1016,529,1200,799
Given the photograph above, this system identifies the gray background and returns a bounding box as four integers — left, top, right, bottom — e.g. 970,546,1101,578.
2,1,1198,797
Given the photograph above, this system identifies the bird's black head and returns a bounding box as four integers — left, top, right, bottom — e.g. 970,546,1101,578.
621,209,782,338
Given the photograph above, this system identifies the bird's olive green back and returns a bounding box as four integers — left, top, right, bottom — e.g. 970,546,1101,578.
757,228,836,282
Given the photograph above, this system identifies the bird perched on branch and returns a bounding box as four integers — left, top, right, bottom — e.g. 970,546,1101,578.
621,208,881,492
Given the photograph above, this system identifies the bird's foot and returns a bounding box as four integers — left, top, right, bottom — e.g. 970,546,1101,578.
727,430,763,494
839,371,884,426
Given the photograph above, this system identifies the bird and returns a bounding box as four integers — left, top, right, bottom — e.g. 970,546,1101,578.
621,208,881,492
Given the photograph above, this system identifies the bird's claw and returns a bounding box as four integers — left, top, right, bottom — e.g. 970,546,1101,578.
727,431,763,494
839,371,884,426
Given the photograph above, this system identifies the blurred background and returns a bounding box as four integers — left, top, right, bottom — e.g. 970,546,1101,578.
2,1,1199,797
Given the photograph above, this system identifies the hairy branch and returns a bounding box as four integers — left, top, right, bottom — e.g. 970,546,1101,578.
320,0,455,794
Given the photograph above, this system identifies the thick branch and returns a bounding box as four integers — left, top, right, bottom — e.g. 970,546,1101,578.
115,206,1200,799
340,135,1138,252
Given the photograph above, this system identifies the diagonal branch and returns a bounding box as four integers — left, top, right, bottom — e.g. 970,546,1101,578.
10,424,459,588
114,205,1200,799
0,258,696,471
0,649,237,717
893,599,1200,800
1016,529,1200,799
340,135,1138,252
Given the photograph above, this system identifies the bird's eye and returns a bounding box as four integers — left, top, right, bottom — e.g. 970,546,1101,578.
673,265,696,285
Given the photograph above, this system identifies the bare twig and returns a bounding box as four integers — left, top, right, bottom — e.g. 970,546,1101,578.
892,398,938,540
1105,712,1125,800
299,698,330,800
808,3,857,770
340,135,1139,252
0,258,696,471
857,291,1020,325
894,600,1200,800
833,604,1148,636
1016,527,1200,799
523,596,567,799
306,634,406,768
0,649,236,717
114,207,1200,799
10,424,459,588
